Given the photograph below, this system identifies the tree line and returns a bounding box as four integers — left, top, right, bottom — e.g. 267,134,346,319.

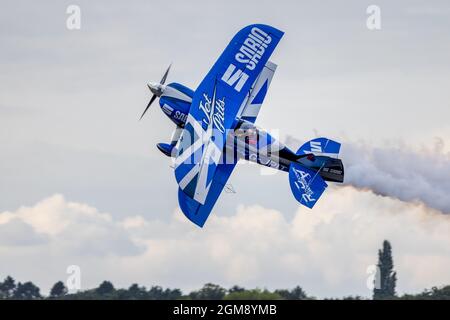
1,240,448,300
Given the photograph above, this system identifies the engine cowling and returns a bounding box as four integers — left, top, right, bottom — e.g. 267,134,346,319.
159,83,193,127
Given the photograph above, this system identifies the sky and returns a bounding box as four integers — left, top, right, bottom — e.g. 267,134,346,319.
0,0,449,298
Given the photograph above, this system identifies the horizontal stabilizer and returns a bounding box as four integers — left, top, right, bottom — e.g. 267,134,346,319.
288,163,328,209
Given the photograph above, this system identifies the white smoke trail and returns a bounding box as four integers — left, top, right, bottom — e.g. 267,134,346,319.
341,138,450,214
285,136,450,214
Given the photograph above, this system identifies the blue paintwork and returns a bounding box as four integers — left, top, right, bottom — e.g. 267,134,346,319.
178,163,237,227
251,79,268,105
156,143,175,157
175,24,284,227
159,82,193,127
151,25,344,227
289,163,328,209
297,137,341,156
167,82,194,97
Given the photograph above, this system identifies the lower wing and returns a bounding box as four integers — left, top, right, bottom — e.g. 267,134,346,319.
178,163,236,227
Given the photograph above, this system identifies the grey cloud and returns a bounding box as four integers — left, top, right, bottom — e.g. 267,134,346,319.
2,190,449,297
0,195,144,257
0,218,48,246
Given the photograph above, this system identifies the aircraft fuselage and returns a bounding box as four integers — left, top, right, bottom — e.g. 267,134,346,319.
157,82,343,183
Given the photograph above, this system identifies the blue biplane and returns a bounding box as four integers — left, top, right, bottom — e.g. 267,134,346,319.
140,24,344,227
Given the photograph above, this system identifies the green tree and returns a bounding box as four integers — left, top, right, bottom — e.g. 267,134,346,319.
96,281,115,296
428,285,450,300
49,281,68,298
373,240,397,300
400,285,450,300
228,285,245,294
341,295,365,300
148,286,165,299
189,283,226,300
126,283,148,299
163,288,182,300
13,281,42,300
275,286,308,300
225,289,281,300
0,276,16,299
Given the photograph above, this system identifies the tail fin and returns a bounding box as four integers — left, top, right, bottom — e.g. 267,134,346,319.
289,163,327,209
296,137,344,183
297,137,341,157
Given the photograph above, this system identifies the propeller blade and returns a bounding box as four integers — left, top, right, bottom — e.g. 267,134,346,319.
140,64,172,120
160,63,172,85
140,94,156,120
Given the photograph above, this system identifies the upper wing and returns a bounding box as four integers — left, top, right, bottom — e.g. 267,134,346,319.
174,24,284,204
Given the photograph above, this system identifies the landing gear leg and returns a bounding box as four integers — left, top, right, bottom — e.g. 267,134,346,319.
156,126,183,157
170,126,183,147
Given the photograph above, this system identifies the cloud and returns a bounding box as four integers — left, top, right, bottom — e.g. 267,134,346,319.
0,194,143,256
0,189,449,298
0,218,48,246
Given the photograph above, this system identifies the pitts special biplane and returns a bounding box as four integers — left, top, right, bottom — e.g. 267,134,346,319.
140,24,344,227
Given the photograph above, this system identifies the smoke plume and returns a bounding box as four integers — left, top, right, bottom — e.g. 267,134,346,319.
285,136,450,214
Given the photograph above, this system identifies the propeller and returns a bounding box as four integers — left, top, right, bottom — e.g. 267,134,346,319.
140,63,172,120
